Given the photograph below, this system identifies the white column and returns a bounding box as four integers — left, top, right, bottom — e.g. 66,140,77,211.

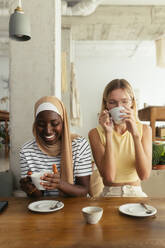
61,27,72,119
54,0,61,99
9,0,61,187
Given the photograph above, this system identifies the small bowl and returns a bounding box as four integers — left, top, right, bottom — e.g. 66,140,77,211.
82,206,103,224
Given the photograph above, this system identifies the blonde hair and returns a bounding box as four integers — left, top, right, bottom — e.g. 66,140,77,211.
101,79,138,119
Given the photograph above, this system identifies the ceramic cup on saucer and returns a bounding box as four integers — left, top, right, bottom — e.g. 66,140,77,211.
31,170,52,190
82,206,103,224
109,106,125,124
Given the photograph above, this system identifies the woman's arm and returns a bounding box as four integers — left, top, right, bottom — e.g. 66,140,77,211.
88,110,116,184
133,124,152,180
20,176,42,197
123,106,152,180
88,128,116,185
20,149,42,197
41,137,92,196
60,175,90,196
41,173,90,197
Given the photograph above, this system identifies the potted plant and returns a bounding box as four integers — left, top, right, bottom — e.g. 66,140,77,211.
152,142,165,169
0,124,6,149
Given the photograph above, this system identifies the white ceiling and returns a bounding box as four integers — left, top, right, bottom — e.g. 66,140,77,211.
66,0,165,5
75,40,155,57
1,1,165,55
2,0,165,7
63,1,165,56
62,4,165,41
101,0,165,5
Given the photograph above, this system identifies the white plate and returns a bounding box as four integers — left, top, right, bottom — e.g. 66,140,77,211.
119,203,157,217
28,200,64,213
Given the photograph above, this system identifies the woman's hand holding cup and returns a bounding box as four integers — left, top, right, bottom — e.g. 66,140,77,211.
99,110,113,133
109,106,125,125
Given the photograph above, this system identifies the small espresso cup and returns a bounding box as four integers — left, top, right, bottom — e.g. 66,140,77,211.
31,170,52,190
82,206,103,224
109,106,125,124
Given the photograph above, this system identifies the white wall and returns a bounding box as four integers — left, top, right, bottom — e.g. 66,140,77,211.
73,41,165,139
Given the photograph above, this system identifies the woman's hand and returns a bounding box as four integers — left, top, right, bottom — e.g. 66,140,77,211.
20,176,42,197
99,110,113,133
40,172,61,190
121,106,139,137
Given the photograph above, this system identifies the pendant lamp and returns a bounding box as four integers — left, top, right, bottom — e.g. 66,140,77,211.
9,0,31,41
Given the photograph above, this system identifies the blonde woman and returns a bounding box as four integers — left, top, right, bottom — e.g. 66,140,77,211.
88,79,152,197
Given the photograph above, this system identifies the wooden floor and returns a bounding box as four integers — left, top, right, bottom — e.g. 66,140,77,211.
0,148,9,172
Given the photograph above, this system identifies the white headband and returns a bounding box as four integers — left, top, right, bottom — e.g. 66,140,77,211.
36,102,60,117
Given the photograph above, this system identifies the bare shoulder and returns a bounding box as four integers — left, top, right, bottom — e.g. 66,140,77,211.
88,128,100,143
141,124,152,155
88,128,97,138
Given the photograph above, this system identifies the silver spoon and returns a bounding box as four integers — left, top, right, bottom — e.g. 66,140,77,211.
49,201,61,210
140,203,153,214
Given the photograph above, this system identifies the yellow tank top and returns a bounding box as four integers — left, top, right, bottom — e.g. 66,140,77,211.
96,122,143,183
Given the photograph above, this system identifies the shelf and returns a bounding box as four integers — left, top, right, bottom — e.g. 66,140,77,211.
138,106,165,141
138,107,165,170
0,110,9,121
152,165,165,170
0,110,9,157
154,138,165,142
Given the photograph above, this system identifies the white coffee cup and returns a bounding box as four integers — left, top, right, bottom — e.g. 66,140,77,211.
82,206,103,224
109,106,125,124
31,170,52,190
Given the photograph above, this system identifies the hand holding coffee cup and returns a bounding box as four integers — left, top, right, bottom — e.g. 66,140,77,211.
109,106,125,124
31,170,52,190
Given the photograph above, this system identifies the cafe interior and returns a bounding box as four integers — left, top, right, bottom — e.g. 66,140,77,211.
0,1,165,247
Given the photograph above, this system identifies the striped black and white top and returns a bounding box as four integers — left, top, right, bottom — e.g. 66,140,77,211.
20,137,92,196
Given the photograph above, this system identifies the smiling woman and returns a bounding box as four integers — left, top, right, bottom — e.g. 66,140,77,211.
20,96,92,198
36,111,63,145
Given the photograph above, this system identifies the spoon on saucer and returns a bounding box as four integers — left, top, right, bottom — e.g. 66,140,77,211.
140,203,153,214
49,201,62,210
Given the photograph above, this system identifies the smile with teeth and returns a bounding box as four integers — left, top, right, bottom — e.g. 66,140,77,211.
44,134,56,139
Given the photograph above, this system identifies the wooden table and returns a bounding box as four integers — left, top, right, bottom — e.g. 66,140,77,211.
0,110,9,157
0,197,165,248
138,106,165,141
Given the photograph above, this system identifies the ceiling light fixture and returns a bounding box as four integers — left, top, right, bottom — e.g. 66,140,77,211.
9,0,31,41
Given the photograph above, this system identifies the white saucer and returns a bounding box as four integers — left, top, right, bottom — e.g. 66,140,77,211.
28,200,64,213
119,203,157,217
